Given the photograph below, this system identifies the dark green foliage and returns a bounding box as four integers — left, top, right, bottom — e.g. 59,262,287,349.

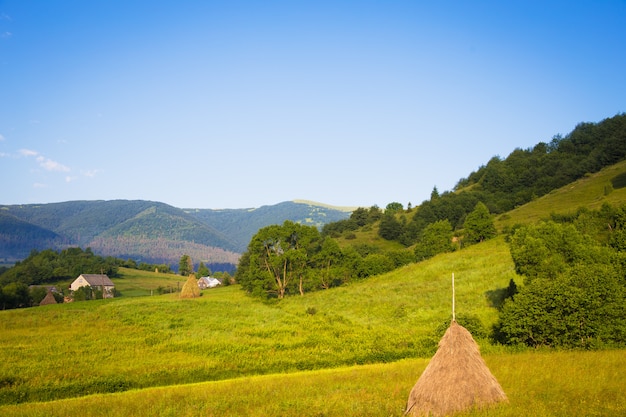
0,282,30,309
371,114,626,248
496,205,626,348
457,114,626,211
178,254,193,276
0,247,118,287
197,262,211,277
236,221,323,298
237,221,411,299
378,212,403,240
463,202,497,245
357,253,395,278
385,202,403,213
322,206,381,237
495,268,625,348
413,219,455,261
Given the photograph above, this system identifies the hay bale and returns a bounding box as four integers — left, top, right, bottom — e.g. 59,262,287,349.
39,290,58,306
405,321,507,416
180,274,200,298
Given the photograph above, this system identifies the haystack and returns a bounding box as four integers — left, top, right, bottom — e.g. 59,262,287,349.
180,274,200,298
39,290,58,306
405,321,507,416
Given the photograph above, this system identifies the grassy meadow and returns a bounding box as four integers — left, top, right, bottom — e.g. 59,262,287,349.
1,238,515,406
0,350,623,416
2,162,626,415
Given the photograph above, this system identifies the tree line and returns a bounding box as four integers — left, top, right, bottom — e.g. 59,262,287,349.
359,113,626,248
0,247,172,309
235,202,495,299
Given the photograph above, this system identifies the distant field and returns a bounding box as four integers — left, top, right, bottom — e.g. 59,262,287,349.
112,267,188,297
0,350,623,416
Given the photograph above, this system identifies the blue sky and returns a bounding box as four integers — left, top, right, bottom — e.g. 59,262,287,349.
1,1,625,209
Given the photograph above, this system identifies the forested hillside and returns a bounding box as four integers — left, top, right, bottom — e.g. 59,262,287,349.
343,113,626,248
0,200,351,268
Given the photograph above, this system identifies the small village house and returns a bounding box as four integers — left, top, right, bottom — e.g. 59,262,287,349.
70,274,115,298
197,276,222,289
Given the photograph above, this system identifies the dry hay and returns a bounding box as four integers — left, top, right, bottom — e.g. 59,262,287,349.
405,321,507,416
180,274,200,298
39,290,58,306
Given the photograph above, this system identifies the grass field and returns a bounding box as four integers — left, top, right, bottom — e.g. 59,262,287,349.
0,238,515,405
2,162,626,415
0,350,623,416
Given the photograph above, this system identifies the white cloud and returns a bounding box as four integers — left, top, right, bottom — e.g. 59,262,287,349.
36,156,70,172
0,133,5,141
65,176,78,182
82,169,101,178
0,31,11,39
33,183,46,189
19,148,39,157
19,148,71,172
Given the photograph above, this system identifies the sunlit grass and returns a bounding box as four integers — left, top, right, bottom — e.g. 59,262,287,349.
0,238,515,405
1,350,623,417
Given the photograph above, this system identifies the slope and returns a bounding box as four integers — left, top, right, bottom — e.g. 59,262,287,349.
495,158,626,230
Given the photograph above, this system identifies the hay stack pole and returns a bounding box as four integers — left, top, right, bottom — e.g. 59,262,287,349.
405,273,507,416
452,272,455,322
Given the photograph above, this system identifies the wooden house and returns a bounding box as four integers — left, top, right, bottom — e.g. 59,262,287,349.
70,274,115,298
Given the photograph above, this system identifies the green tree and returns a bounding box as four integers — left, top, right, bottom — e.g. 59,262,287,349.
178,255,193,276
414,219,454,261
311,237,344,289
378,212,403,241
497,213,626,348
495,264,625,348
385,202,403,213
197,262,211,277
463,202,497,244
236,221,321,299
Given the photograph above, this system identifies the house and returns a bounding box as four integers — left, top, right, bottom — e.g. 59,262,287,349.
70,274,115,298
197,276,222,289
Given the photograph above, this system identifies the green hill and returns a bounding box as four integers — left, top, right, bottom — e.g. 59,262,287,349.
0,200,350,268
496,158,626,230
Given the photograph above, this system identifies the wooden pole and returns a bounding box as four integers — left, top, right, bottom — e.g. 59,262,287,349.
452,273,456,322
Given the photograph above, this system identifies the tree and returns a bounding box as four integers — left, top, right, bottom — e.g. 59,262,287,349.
236,221,321,299
463,202,497,244
197,262,211,277
378,212,403,241
414,219,454,261
179,255,193,276
311,237,344,289
496,213,626,348
494,264,625,348
385,202,403,213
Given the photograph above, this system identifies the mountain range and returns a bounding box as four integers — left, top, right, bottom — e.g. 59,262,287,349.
0,200,352,270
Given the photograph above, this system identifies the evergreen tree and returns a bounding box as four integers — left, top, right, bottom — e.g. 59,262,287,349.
178,255,193,276
197,262,211,277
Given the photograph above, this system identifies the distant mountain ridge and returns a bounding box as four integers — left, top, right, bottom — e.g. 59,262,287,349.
0,200,351,269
